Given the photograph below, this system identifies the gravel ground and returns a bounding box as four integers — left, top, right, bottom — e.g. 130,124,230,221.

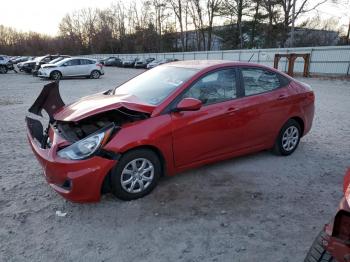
0,67,349,262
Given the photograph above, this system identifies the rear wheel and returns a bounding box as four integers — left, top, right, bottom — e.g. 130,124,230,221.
0,65,8,74
90,70,100,79
50,71,62,80
273,119,301,156
110,149,161,200
304,231,335,262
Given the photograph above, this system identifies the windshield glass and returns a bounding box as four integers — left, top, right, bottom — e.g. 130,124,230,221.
114,66,198,105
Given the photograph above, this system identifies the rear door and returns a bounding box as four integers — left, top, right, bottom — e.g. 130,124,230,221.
236,66,292,148
78,59,93,75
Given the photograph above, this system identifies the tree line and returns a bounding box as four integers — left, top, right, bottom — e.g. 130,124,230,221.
0,0,348,56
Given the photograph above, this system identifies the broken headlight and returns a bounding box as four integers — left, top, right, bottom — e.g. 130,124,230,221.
57,124,114,160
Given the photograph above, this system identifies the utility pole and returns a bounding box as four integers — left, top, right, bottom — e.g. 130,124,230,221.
290,0,296,47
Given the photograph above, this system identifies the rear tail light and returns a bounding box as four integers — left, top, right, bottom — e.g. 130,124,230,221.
333,210,350,241
96,63,103,69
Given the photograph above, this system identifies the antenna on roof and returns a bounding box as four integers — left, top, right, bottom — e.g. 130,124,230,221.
248,53,254,62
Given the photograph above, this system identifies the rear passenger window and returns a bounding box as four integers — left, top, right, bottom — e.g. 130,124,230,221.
80,59,94,65
241,68,281,96
65,59,80,66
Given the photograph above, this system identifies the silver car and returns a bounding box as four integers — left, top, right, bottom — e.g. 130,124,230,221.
38,57,104,80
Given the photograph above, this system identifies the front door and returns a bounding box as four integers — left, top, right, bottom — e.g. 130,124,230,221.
171,68,245,167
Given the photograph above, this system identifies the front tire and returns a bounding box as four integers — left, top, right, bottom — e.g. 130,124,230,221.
273,119,301,156
304,231,335,262
110,149,161,200
0,65,8,74
50,71,62,80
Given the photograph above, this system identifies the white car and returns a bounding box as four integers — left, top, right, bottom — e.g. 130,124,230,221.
38,57,104,80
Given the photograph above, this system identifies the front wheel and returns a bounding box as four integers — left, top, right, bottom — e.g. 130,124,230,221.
50,71,62,80
273,119,301,156
0,65,8,74
110,149,161,200
304,231,335,262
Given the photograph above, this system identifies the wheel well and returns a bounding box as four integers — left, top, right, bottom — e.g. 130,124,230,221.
290,116,304,136
100,145,167,195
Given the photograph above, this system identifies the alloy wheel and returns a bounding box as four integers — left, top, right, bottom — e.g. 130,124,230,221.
282,126,299,151
120,158,154,194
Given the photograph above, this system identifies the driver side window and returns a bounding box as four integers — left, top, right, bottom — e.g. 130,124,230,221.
183,69,237,106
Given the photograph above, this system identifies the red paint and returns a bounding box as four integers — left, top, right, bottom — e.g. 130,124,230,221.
324,169,350,261
27,61,315,202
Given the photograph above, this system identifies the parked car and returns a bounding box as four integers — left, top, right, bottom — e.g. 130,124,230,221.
0,55,10,73
122,58,138,67
305,168,350,262
104,57,123,67
146,58,178,69
37,57,104,80
10,56,29,64
134,58,155,68
20,57,40,73
33,55,70,76
26,60,314,202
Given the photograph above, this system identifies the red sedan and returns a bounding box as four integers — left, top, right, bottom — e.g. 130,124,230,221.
305,169,350,262
26,60,315,202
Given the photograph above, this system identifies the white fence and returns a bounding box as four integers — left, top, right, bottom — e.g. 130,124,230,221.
86,45,350,76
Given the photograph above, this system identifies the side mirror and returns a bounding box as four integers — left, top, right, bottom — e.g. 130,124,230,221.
176,98,202,112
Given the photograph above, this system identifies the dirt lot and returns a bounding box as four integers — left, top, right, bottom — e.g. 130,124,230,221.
0,67,349,262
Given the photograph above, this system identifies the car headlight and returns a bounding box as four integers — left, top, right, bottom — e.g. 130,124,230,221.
57,124,114,160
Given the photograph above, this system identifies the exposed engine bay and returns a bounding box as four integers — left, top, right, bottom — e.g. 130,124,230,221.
26,81,150,148
54,108,149,142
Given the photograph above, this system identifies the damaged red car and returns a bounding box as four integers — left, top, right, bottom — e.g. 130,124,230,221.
26,60,315,202
305,169,350,262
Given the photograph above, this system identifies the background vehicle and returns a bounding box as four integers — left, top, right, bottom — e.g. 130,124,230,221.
134,58,155,68
305,169,350,262
104,57,123,67
27,61,314,202
0,55,10,73
33,55,70,76
20,57,39,73
38,57,104,80
146,58,178,69
122,58,138,67
10,56,29,64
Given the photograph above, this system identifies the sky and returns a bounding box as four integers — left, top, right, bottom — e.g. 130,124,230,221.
0,0,349,36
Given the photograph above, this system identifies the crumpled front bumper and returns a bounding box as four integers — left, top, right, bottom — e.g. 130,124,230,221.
26,117,116,202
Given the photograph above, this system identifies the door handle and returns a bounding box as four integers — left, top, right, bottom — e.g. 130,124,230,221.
277,95,287,100
227,107,240,114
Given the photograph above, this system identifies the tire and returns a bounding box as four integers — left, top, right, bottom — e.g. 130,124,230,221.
0,65,8,74
304,231,335,262
50,71,62,80
273,119,301,156
110,149,161,200
90,70,100,79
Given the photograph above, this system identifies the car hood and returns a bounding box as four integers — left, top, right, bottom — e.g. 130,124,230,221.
41,64,57,68
28,82,155,122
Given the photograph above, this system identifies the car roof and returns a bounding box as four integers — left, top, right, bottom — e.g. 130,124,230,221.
166,60,285,72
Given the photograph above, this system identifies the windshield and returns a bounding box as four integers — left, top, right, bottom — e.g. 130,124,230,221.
114,66,199,105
